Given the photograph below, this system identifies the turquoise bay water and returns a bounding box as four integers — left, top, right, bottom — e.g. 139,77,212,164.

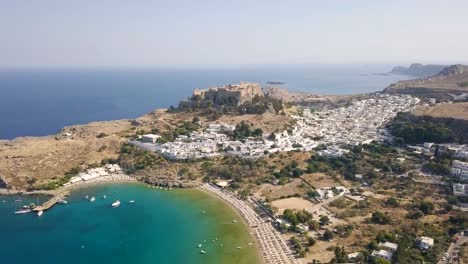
0,184,258,264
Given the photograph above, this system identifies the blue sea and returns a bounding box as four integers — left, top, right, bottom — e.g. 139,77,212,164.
0,184,259,264
0,65,409,139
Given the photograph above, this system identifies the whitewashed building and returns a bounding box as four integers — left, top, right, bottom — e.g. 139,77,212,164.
416,236,434,250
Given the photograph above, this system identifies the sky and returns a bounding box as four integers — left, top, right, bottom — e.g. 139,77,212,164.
1,0,467,68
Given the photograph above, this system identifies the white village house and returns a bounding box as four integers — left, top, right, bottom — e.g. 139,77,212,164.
142,134,161,143
416,236,434,250
451,160,468,180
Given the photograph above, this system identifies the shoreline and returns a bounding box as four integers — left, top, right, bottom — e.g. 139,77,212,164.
198,185,265,264
2,175,299,263
0,174,138,197
198,184,300,264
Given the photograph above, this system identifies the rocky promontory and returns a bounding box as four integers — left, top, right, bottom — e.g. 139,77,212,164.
384,64,468,100
390,63,448,77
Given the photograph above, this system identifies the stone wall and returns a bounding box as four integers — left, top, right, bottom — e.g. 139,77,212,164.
179,82,264,108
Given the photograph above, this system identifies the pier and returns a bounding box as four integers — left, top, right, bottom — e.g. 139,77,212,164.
33,189,69,211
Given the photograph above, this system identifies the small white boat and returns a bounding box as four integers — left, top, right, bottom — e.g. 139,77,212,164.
14,209,31,214
111,200,120,207
200,250,206,254
103,195,107,199
57,199,68,204
37,210,43,217
128,200,135,203
197,244,202,248
85,195,89,200
90,197,96,202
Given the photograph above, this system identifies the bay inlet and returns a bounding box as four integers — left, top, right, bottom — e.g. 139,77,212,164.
0,183,260,264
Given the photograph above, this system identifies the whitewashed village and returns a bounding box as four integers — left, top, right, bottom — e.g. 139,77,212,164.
131,93,420,160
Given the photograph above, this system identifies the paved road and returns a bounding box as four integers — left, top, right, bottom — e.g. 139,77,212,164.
438,233,468,264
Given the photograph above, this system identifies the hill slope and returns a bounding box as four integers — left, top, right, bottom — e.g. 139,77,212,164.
384,64,468,100
390,63,448,77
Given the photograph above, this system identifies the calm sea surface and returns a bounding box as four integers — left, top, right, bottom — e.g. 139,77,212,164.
0,184,259,264
0,65,409,139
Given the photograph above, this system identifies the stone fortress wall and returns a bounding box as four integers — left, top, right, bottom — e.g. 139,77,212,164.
181,82,264,108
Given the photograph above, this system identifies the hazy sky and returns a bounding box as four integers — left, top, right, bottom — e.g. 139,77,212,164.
1,0,467,68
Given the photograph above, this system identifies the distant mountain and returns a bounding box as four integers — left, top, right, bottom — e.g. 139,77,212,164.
384,64,468,100
390,63,448,77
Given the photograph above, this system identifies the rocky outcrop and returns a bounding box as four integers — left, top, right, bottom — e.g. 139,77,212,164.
438,64,468,77
0,176,9,189
390,63,448,77
179,82,264,109
384,64,468,100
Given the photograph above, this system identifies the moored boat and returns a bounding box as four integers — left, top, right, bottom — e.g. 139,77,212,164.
37,210,43,217
14,209,31,214
111,200,120,207
90,197,96,202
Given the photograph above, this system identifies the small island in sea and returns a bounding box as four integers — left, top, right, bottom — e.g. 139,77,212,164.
266,81,286,85
1,65,468,263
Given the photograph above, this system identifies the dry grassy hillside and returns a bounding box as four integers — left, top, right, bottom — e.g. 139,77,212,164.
412,102,468,120
0,108,292,190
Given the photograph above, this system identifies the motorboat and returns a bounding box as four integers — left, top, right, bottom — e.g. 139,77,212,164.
111,200,120,207
37,210,43,217
14,209,31,214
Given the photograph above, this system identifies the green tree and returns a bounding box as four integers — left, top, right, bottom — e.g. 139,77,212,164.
323,229,334,240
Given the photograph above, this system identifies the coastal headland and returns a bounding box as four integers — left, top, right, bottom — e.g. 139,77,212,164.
2,64,468,263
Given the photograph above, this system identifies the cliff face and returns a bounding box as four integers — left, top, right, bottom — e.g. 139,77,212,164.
384,64,468,100
390,63,448,77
